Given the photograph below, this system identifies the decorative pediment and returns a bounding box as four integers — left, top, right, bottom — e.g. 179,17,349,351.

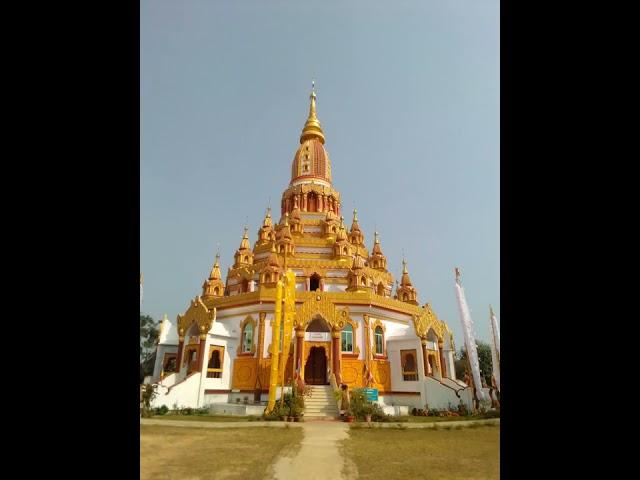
177,296,216,339
293,292,349,331
413,302,446,341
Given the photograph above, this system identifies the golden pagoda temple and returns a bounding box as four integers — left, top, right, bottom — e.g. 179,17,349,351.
151,85,470,416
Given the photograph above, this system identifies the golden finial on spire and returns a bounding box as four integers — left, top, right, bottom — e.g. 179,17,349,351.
374,231,380,244
353,208,358,222
300,81,325,144
402,259,408,274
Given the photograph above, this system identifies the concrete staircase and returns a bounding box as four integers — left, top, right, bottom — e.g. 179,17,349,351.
304,385,339,420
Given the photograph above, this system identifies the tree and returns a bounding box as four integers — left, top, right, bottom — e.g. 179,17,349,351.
456,341,493,386
140,314,159,383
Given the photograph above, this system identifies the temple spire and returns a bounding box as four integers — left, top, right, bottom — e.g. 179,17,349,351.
300,81,325,144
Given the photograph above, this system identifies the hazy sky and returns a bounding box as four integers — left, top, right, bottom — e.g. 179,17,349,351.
141,0,499,347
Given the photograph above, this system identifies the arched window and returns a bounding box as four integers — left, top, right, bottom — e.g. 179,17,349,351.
213,286,220,296
207,346,225,378
341,324,353,352
361,276,367,286
244,255,249,263
265,273,271,283
208,351,221,369
403,293,408,301
310,273,321,292
241,323,253,353
242,279,249,293
374,326,384,355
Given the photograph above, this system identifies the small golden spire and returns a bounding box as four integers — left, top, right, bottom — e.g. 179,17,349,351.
209,251,222,280
300,81,325,144
353,208,358,222
402,259,408,274
374,231,380,244
284,212,290,226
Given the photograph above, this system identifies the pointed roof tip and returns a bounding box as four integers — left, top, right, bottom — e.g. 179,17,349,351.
402,259,408,274
374,231,380,243
300,81,325,144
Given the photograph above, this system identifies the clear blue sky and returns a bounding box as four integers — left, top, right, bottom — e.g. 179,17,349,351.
141,0,499,347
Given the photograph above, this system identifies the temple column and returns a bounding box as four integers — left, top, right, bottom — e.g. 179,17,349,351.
198,334,207,372
302,193,308,211
438,341,447,378
319,194,325,212
306,277,310,291
176,336,185,373
285,197,291,214
421,339,430,377
332,329,342,384
295,329,305,381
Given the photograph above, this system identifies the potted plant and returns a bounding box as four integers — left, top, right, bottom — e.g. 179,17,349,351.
361,403,374,424
344,408,355,423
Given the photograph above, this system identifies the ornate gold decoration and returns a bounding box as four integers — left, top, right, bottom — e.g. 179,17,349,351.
177,296,216,338
293,292,349,331
413,302,448,341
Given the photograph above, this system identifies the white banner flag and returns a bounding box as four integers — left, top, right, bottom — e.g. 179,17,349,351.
489,307,500,392
455,276,486,401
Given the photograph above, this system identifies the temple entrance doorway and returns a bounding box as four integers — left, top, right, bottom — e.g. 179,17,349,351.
305,346,327,385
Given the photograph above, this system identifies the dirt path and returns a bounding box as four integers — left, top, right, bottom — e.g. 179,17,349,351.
268,421,355,480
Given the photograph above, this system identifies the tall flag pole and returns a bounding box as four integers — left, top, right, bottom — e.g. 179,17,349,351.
489,305,501,393
454,268,486,407
279,270,296,405
140,273,143,311
266,280,283,414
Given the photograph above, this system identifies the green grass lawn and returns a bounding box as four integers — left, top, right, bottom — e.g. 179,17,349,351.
150,414,255,422
342,425,499,480
401,414,498,423
140,425,303,480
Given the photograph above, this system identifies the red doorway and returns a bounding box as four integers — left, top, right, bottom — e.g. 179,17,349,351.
304,346,327,385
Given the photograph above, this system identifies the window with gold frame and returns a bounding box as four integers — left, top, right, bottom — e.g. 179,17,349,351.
207,345,225,378
401,349,418,381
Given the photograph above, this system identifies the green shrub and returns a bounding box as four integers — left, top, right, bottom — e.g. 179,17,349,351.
153,405,169,416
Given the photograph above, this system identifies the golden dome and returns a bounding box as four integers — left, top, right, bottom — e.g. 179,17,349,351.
291,139,332,185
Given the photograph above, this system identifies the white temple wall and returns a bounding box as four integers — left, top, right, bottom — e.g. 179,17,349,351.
386,338,424,393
